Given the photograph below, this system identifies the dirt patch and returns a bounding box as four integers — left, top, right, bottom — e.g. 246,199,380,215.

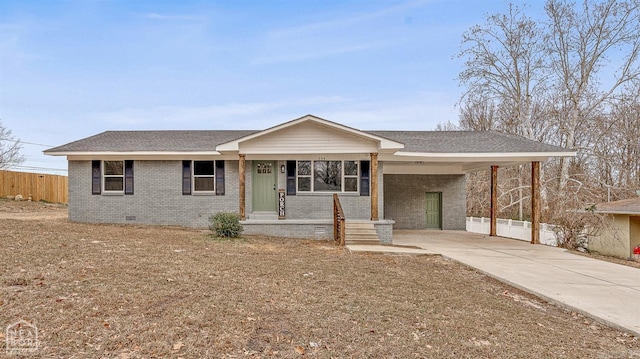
1,201,639,358
0,198,68,220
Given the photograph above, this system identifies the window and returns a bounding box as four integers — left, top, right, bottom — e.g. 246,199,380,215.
92,160,133,195
344,161,358,192
297,161,311,192
182,160,225,195
296,160,361,193
314,161,342,192
104,161,124,192
193,161,215,192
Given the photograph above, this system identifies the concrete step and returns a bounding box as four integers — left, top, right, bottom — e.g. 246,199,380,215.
344,221,380,245
345,239,382,245
247,212,278,220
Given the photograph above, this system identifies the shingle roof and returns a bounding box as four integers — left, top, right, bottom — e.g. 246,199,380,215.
594,197,640,215
45,128,570,154
45,130,258,152
367,131,569,153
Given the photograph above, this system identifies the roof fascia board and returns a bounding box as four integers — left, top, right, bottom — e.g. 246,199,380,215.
593,211,639,215
46,151,221,156
392,151,577,159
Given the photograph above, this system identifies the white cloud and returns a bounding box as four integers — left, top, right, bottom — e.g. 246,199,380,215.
252,0,432,65
90,96,348,130
88,92,455,131
143,12,206,21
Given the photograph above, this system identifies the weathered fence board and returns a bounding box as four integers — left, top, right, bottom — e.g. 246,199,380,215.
0,170,68,204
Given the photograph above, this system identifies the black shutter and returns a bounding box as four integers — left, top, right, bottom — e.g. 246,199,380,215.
360,160,370,196
124,160,134,195
286,160,296,195
182,160,191,195
91,160,101,195
215,160,225,195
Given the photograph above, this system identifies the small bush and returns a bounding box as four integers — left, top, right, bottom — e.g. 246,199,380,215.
209,212,243,238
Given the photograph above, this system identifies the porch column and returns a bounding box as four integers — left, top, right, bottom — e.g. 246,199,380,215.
239,154,246,221
370,152,379,221
490,165,498,236
531,161,541,244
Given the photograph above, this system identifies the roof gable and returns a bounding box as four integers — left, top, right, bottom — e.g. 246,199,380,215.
215,114,404,153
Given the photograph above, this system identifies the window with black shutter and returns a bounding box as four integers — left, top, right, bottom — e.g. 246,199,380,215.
183,160,225,195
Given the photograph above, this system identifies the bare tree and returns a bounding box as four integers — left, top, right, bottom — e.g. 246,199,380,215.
457,4,550,221
545,0,640,192
0,120,25,170
457,3,548,140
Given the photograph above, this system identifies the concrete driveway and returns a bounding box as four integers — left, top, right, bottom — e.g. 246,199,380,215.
392,230,640,336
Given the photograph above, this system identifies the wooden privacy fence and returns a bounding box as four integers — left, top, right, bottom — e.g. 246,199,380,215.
0,170,68,204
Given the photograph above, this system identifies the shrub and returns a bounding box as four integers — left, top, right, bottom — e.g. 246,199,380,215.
209,212,243,238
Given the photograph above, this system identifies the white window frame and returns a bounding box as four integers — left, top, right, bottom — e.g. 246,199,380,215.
192,160,216,193
296,160,359,193
343,160,359,193
102,160,124,194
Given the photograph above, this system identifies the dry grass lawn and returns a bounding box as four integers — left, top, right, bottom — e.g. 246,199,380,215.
1,200,639,358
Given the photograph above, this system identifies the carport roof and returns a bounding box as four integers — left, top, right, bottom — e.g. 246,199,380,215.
367,130,568,153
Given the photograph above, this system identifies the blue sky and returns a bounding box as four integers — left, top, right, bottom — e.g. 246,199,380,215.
0,0,544,174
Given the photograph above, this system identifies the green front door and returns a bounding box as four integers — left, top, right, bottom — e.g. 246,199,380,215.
252,161,277,212
425,192,441,229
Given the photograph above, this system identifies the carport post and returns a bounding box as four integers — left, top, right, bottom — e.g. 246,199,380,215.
239,154,246,221
531,161,540,244
490,165,498,236
370,152,379,221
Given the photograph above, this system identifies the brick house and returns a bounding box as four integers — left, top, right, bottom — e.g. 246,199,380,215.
45,114,574,242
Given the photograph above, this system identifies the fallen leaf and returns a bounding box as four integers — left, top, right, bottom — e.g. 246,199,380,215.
294,345,305,354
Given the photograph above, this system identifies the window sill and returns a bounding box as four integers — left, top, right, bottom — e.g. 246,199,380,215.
102,192,125,196
192,192,217,196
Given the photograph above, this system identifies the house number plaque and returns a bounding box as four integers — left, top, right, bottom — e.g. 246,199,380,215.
278,189,285,219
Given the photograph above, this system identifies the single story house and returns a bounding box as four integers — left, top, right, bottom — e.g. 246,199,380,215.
589,197,640,259
45,114,574,242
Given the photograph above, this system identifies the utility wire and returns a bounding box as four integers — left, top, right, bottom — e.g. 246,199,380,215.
1,138,55,147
